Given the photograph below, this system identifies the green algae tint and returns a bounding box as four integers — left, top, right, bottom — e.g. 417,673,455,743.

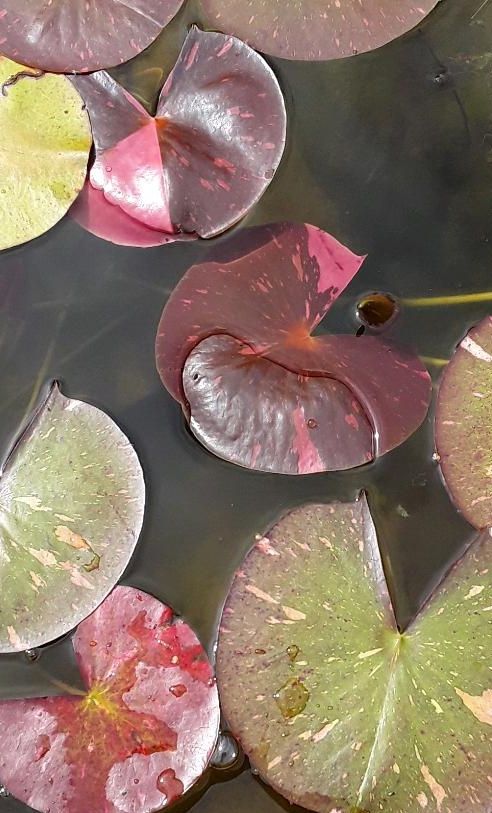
217,497,492,813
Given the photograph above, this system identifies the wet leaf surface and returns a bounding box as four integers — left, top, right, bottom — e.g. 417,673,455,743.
0,0,185,73
0,58,91,252
0,585,220,813
156,223,431,474
0,383,145,653
217,496,492,812
436,315,492,528
199,0,439,61
71,28,286,246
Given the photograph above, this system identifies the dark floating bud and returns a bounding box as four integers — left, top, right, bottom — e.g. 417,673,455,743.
356,292,399,331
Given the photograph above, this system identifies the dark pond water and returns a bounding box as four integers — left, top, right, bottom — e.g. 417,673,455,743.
1,0,492,809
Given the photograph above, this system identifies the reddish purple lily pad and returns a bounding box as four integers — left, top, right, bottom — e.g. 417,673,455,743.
0,0,185,73
156,222,431,474
0,586,220,813
200,0,439,61
436,315,492,529
71,28,286,246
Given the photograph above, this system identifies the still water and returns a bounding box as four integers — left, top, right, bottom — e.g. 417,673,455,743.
1,0,492,809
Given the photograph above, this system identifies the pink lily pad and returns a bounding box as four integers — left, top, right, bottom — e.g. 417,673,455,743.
436,315,492,529
0,586,220,813
200,0,439,61
0,0,185,73
71,28,286,246
156,222,431,474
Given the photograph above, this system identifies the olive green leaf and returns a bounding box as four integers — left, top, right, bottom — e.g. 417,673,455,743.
217,496,492,813
436,315,492,529
0,383,145,653
0,58,91,251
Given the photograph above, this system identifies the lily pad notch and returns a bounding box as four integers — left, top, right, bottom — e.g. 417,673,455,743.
0,586,220,813
217,494,492,812
71,27,287,247
0,381,145,653
156,222,431,474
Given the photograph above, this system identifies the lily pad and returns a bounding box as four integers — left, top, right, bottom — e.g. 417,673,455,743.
0,0,185,73
72,28,286,245
0,585,220,813
200,0,439,61
0,58,91,251
0,382,145,653
217,496,492,812
436,315,492,529
156,223,431,474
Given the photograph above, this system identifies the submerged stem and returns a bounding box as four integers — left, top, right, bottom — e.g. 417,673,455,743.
403,291,492,307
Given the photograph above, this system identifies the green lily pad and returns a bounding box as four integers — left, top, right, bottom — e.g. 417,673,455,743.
217,496,492,812
0,383,145,653
0,58,91,251
436,315,492,529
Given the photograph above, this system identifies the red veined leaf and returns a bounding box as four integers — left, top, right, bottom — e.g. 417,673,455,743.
156,222,431,474
199,0,439,61
0,586,220,813
436,315,492,528
0,0,185,73
71,28,286,247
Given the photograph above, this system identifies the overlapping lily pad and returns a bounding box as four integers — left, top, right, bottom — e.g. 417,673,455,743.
200,0,439,61
71,28,286,246
0,58,91,251
156,223,431,474
0,0,185,73
0,383,145,653
0,585,220,813
217,496,492,812
436,315,492,528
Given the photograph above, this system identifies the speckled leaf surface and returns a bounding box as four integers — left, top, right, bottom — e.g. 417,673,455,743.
0,383,145,653
71,28,286,246
0,58,91,251
217,497,492,813
200,0,439,61
0,586,220,813
436,316,492,529
0,0,185,73
156,223,431,474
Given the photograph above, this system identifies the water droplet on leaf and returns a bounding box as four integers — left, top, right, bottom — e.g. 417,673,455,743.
274,678,309,719
156,769,184,804
211,732,241,770
286,644,299,662
169,684,187,698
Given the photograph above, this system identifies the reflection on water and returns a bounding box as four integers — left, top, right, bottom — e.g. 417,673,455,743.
1,0,492,809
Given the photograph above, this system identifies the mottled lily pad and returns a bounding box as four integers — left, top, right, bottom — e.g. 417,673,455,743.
71,28,286,246
0,58,91,251
0,383,145,653
0,586,220,813
200,0,439,61
217,496,492,812
0,0,185,73
156,223,431,474
436,315,492,528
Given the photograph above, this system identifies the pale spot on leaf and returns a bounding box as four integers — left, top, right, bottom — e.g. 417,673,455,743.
421,765,446,811
455,687,492,725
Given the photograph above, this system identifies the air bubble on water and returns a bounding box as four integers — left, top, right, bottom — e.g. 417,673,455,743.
24,648,40,662
0,785,9,798
211,732,241,770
